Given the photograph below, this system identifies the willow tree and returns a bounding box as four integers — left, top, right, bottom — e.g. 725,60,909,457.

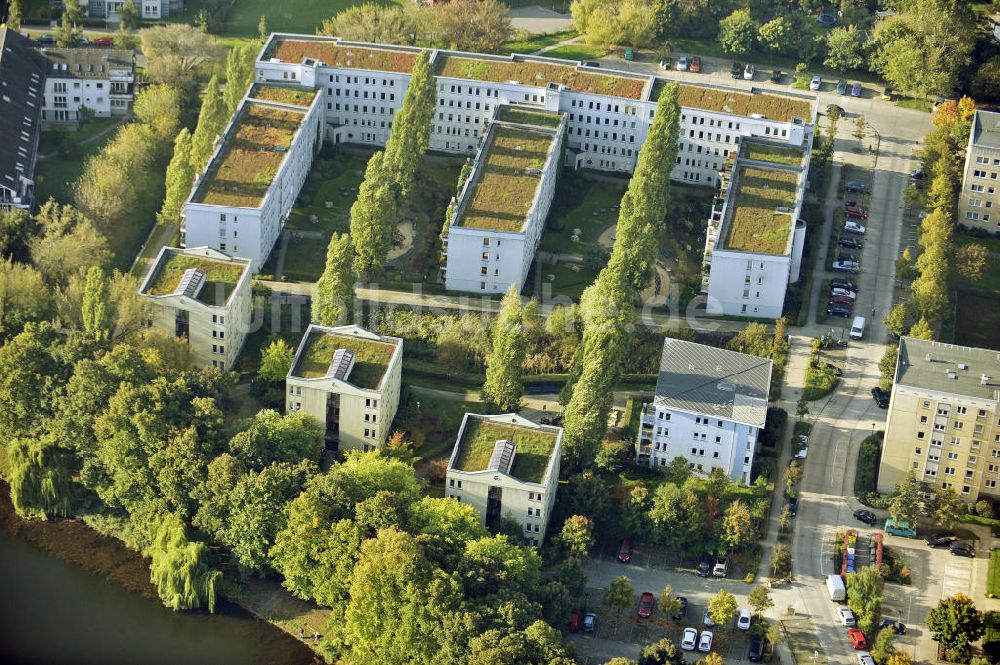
7,434,75,519
482,285,526,411
148,512,222,612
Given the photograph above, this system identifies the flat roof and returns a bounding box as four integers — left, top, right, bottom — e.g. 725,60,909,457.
142,248,249,307
291,327,398,391
741,139,806,167
456,124,558,232
654,80,812,123
722,164,799,255
437,54,647,100
496,106,562,128
248,83,318,107
452,415,559,484
195,102,307,208
269,37,419,73
972,110,1000,150
38,47,133,79
896,337,1000,401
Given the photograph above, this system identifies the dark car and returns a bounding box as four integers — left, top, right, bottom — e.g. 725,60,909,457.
950,542,975,558
697,552,712,577
770,70,783,83
638,592,655,618
788,497,798,517
568,609,582,631
749,635,766,662
828,306,852,318
911,168,925,179
582,60,601,68
871,387,889,409
690,56,702,73
879,619,907,635
617,539,632,563
830,278,858,291
673,596,689,620
731,62,744,79
90,36,115,46
840,237,863,250
829,295,855,307
854,509,876,525
846,180,870,193
826,104,845,117
926,531,958,547
825,362,844,377
582,612,597,632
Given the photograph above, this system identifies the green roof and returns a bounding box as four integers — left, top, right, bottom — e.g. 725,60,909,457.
496,106,562,128
458,125,555,232
195,103,307,208
271,39,419,73
454,418,558,484
655,81,812,122
292,329,397,390
249,84,318,107
741,141,805,167
144,251,246,306
724,165,799,254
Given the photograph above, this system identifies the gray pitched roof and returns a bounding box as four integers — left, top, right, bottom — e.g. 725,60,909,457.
653,338,772,427
38,47,134,79
0,27,46,199
896,337,1000,402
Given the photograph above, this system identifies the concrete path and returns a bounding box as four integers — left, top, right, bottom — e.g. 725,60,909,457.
531,34,585,56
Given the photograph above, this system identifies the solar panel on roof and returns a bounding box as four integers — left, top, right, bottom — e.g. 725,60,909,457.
326,348,356,381
174,268,206,299
487,439,516,474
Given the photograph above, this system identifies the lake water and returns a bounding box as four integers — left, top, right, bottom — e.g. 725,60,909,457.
0,526,318,665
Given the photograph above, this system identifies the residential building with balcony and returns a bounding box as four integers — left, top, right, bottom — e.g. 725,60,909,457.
285,324,403,453
958,110,1000,234
446,413,562,547
877,337,1000,501
701,137,811,319
38,47,135,122
441,106,564,293
0,27,46,212
77,0,184,20
636,338,772,485
138,246,252,371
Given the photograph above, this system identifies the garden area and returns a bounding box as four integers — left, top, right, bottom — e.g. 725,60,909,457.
802,337,842,401
854,432,883,506
953,234,1000,351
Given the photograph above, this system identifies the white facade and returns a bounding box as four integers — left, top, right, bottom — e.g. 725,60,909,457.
958,110,1000,234
442,108,564,293
39,48,135,122
78,0,182,19
446,413,562,547
285,324,403,453
138,246,253,371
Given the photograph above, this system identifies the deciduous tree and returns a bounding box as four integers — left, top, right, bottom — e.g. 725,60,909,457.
748,585,773,617
120,0,140,30
158,128,195,225
889,470,923,527
140,25,225,97
824,25,864,72
7,0,23,31
350,152,397,275
258,338,293,383
223,43,257,114
434,0,513,53
927,594,984,658
718,9,756,56
313,233,356,325
955,243,988,282
190,75,227,172
708,588,737,627
721,499,755,550
603,575,636,618
558,515,594,559
482,285,525,411
319,3,428,46
847,566,882,634
639,637,684,665
148,511,221,612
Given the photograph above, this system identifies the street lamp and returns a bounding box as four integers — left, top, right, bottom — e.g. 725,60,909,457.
869,125,882,169
872,422,876,437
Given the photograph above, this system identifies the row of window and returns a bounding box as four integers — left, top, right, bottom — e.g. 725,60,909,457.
328,88,396,102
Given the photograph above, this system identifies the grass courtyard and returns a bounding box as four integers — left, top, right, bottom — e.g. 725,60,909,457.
953,234,1000,350
165,0,386,37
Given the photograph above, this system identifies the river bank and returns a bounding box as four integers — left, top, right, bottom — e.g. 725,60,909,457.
0,488,323,665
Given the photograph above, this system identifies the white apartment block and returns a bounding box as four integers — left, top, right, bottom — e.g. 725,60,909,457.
442,106,564,293
702,137,811,319
138,246,252,371
0,27,45,212
38,47,134,122
959,110,1000,234
181,85,324,271
446,413,563,547
636,338,772,485
77,0,183,20
286,324,403,453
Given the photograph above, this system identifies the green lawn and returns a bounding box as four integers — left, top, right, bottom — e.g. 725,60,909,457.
281,236,327,282
539,170,626,255
167,0,389,37
286,149,367,236
500,30,577,56
953,234,1000,350
541,43,609,61
989,550,1000,598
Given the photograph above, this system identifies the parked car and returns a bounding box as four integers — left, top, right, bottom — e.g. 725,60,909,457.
831,278,858,291
926,531,958,547
698,630,714,652
713,556,729,577
744,63,755,80
911,168,925,179
878,619,907,635
624,48,634,61
90,36,115,46
843,221,867,234
832,260,860,273
682,627,699,651
827,104,845,117
35,33,56,45
845,205,869,220
837,79,848,95
569,609,582,631
770,70,783,83
749,635,766,662
673,596,688,620
851,82,863,97
617,539,632,563
698,552,712,577
737,608,752,631
676,55,689,71
788,497,798,517
703,611,716,627
871,387,889,409
858,652,876,665
884,518,917,537
848,627,868,649
731,62,744,79
829,296,855,308
638,592,655,617
831,287,858,299
839,607,857,627
810,75,823,90
690,56,702,73
950,542,975,558
846,180,870,193
828,305,853,317
839,237,863,250
854,509,876,525
583,61,600,68
881,86,894,101
582,612,597,632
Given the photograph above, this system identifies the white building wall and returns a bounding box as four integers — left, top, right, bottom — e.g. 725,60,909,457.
705,250,790,318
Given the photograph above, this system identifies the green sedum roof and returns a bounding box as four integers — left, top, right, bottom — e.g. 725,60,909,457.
454,418,557,484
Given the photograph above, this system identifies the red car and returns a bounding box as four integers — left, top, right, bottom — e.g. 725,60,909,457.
617,539,632,563
828,296,854,307
90,36,115,46
638,592,655,618
690,56,702,73
568,608,582,632
845,206,869,220
848,627,867,649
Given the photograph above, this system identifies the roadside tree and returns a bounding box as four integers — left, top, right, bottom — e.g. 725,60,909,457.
927,594,984,661
748,585,773,617
846,566,882,634
603,576,636,618
889,470,923,527
708,589,737,628
718,9,756,56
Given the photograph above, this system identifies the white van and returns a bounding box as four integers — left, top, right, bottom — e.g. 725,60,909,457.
826,574,846,601
850,316,865,340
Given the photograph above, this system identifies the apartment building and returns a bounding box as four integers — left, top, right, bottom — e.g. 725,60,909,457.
702,137,811,318
138,246,253,371
958,110,1000,235
0,27,46,212
878,337,1000,501
286,324,403,452
38,47,135,122
446,413,562,547
181,84,324,271
442,106,564,293
77,0,184,21
636,338,772,485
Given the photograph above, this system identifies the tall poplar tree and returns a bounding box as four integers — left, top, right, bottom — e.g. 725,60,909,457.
223,44,256,114
190,75,227,171
158,128,194,225
81,266,110,343
349,152,396,275
383,50,436,199
314,233,356,326
482,285,525,411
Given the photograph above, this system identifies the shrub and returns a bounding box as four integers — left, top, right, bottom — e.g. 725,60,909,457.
427,459,448,482
854,433,883,499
